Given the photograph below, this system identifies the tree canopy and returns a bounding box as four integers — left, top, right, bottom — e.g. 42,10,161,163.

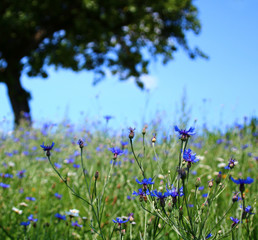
0,0,206,125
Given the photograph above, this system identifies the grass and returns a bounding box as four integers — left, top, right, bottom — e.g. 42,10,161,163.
0,119,257,239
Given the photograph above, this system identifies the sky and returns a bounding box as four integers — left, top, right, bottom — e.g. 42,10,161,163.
1,0,258,132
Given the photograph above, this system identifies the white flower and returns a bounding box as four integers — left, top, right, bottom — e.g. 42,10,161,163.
196,155,205,161
218,163,226,168
19,202,28,207
66,209,79,217
12,207,22,215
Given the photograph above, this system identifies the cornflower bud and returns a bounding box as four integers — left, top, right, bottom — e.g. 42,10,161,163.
178,168,187,180
215,171,222,184
78,139,84,149
167,202,173,212
179,206,183,219
195,177,201,187
208,179,214,188
95,171,99,180
142,125,147,135
232,192,240,202
151,133,157,143
129,127,135,139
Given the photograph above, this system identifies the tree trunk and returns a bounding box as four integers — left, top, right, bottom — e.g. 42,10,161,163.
4,64,31,126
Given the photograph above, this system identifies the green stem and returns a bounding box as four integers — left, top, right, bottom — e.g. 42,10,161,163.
130,138,145,179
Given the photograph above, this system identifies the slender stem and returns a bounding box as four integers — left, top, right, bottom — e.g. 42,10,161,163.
152,143,163,174
208,203,235,234
47,156,91,205
182,180,194,234
80,148,92,200
130,138,145,178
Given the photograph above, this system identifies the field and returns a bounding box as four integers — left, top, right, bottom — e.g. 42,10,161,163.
0,119,257,239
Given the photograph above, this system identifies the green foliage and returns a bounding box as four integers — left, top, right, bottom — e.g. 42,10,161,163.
0,119,256,239
0,0,205,84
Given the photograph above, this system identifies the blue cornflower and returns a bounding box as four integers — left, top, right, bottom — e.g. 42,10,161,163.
165,185,184,198
72,220,82,228
26,197,36,201
230,217,240,227
183,149,199,168
135,178,154,190
16,170,26,178
20,221,30,226
109,147,123,160
206,233,212,239
132,188,150,197
225,158,236,170
0,173,13,178
54,163,62,169
121,141,128,146
202,193,208,198
174,126,195,141
54,193,62,199
198,186,204,191
55,213,66,220
230,176,254,192
77,139,85,148
152,190,167,207
0,182,10,188
152,190,167,199
73,164,80,169
112,217,129,225
104,115,113,122
40,142,55,156
28,214,38,222
216,139,224,144
245,206,254,214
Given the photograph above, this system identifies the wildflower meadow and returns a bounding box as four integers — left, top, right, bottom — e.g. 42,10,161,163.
0,118,257,239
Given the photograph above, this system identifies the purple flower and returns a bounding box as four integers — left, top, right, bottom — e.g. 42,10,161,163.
77,139,85,148
174,126,195,141
152,190,167,199
216,139,224,144
109,147,123,160
0,173,13,178
54,163,62,169
225,158,236,169
73,164,80,169
230,217,240,227
26,197,36,201
128,127,135,139
165,185,184,198
40,142,55,156
132,188,150,197
244,206,254,214
54,193,62,199
112,217,129,225
0,182,10,188
183,149,199,167
55,213,66,220
71,220,82,228
28,214,38,222
16,170,26,178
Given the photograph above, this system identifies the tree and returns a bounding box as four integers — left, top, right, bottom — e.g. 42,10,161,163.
0,0,206,125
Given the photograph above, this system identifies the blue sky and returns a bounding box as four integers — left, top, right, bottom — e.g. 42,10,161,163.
1,0,258,131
